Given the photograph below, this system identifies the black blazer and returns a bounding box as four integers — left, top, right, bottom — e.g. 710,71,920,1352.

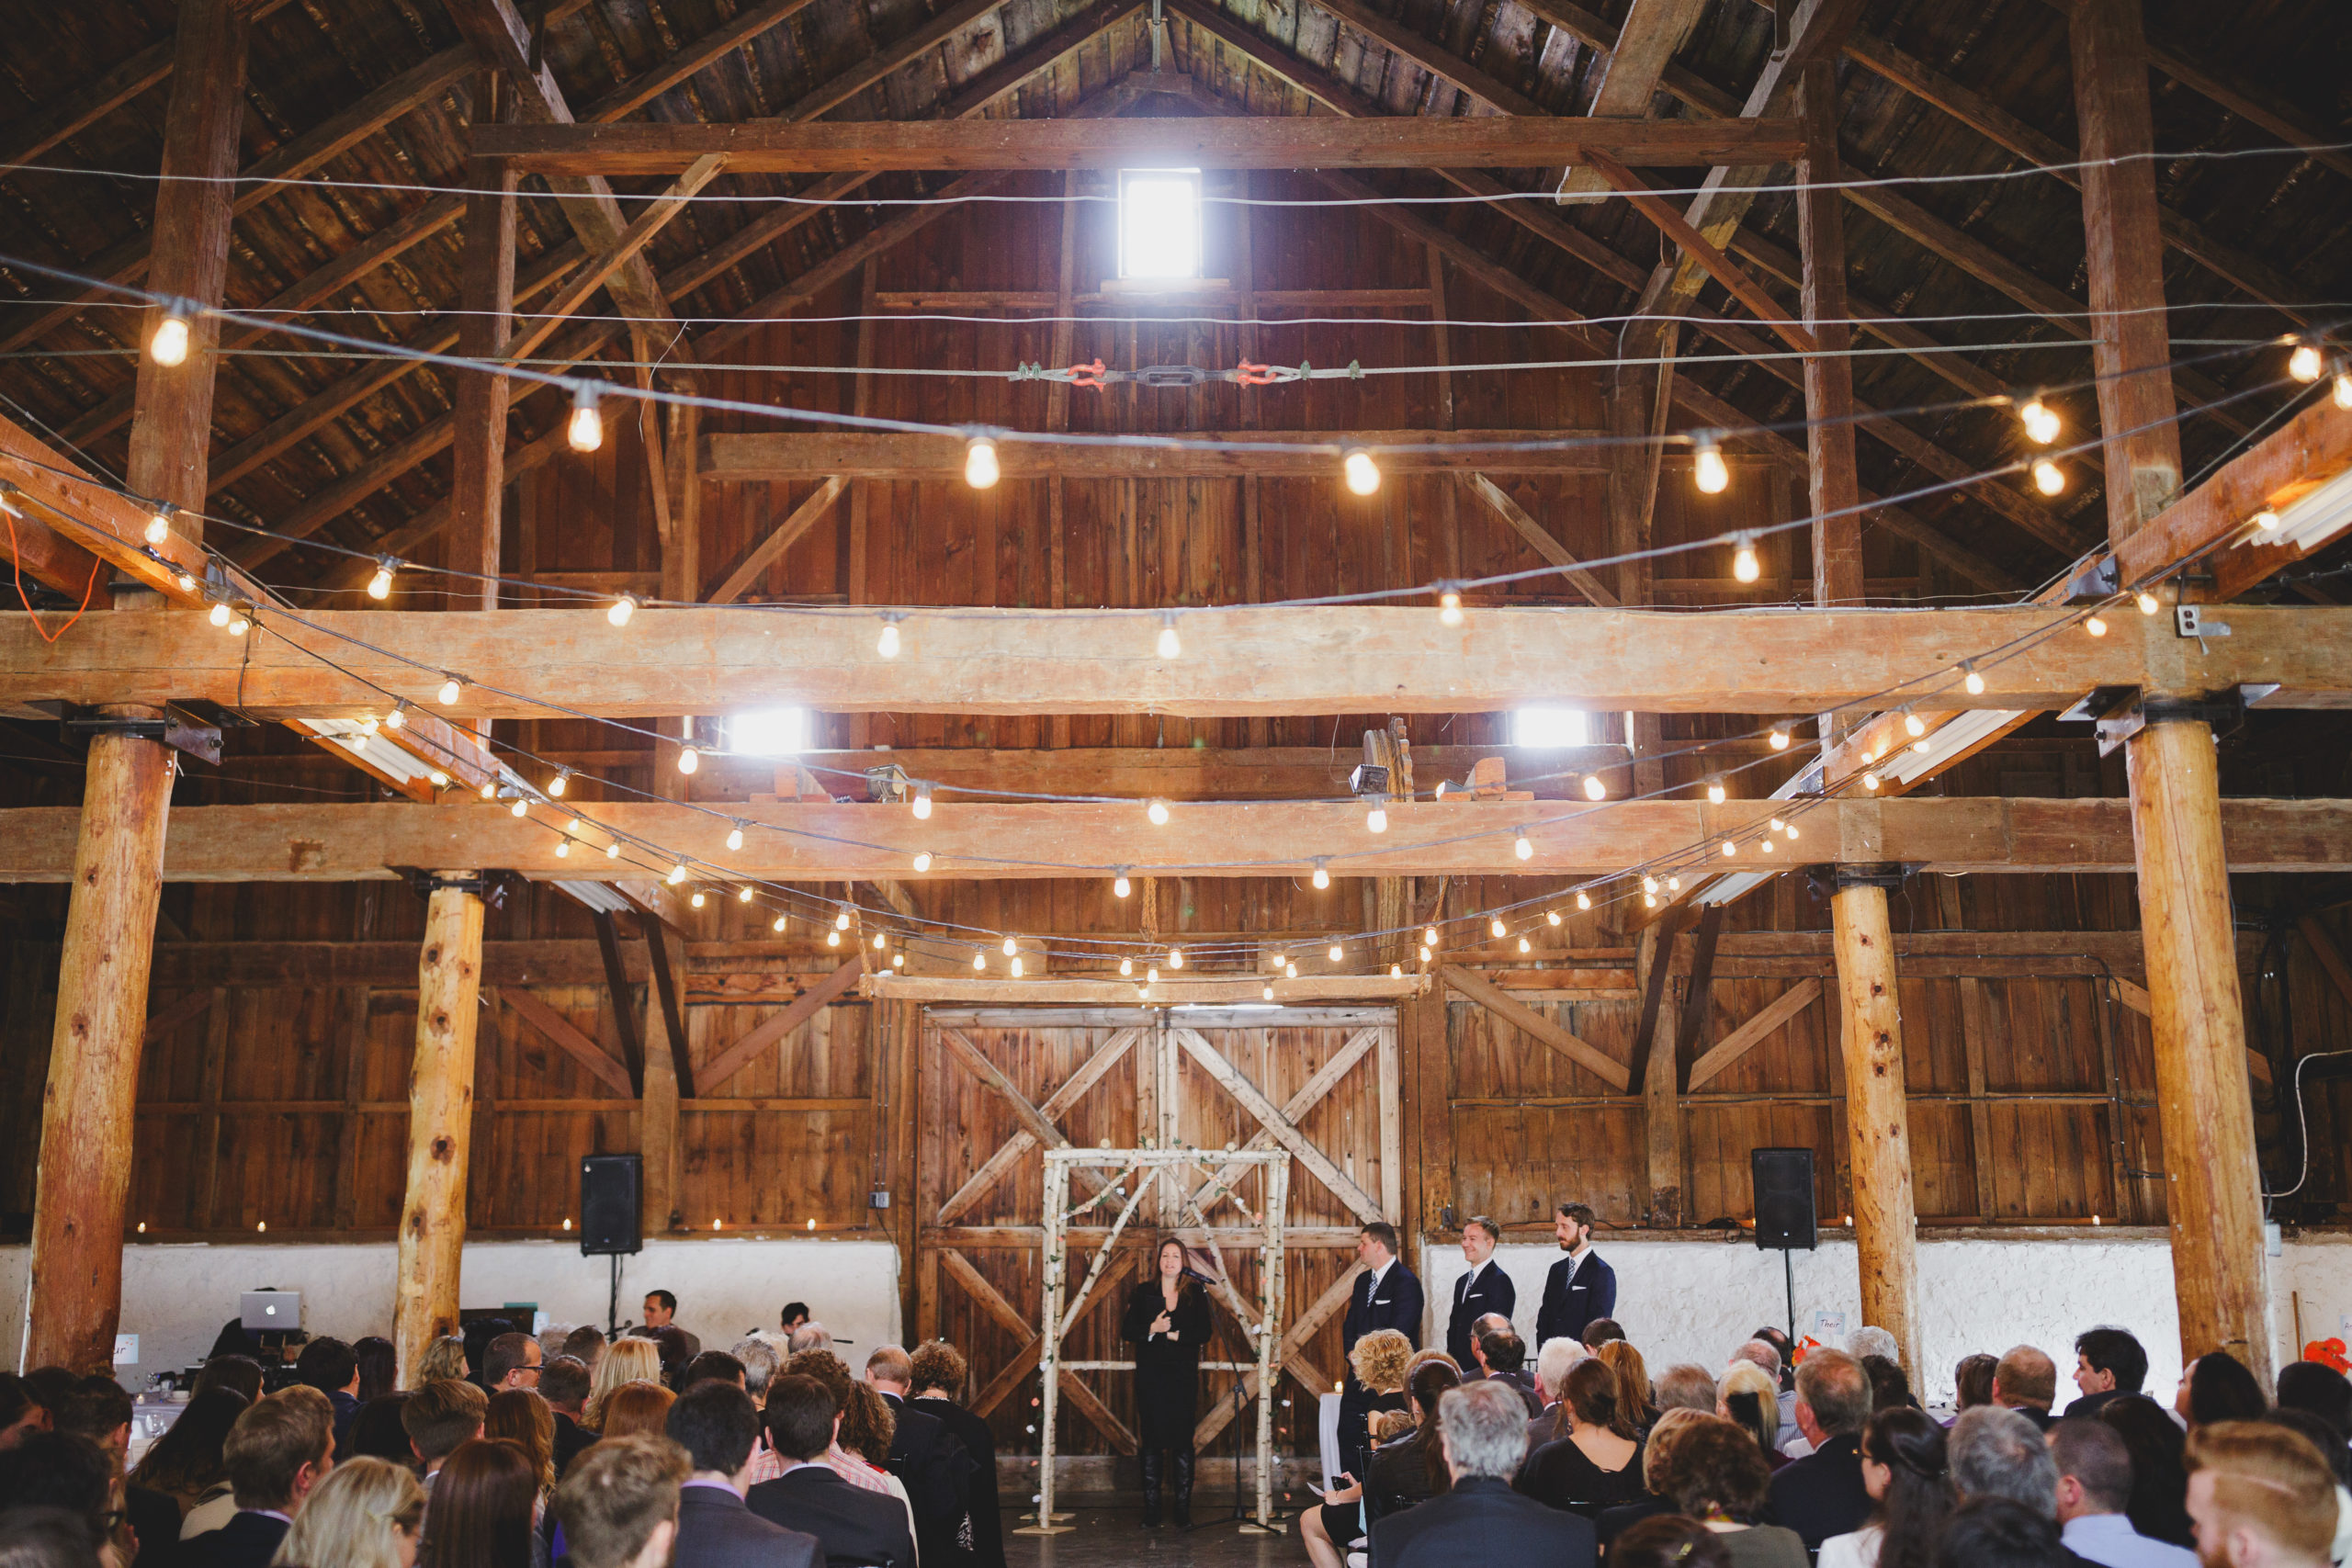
675,1483,823,1568
1445,1261,1517,1368
177,1511,289,1568
1764,1432,1872,1550
1343,1262,1426,1359
876,1391,972,1543
747,1466,917,1568
552,1409,597,1477
911,1394,1004,1568
1533,1251,1617,1347
1370,1474,1597,1568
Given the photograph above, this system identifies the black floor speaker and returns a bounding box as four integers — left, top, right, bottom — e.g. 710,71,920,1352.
1752,1147,1817,1251
580,1154,644,1256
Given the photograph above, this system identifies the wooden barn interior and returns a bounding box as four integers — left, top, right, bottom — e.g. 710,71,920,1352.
3,0,2352,1518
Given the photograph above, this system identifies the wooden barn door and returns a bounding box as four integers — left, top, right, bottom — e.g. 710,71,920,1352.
914,1006,1400,1460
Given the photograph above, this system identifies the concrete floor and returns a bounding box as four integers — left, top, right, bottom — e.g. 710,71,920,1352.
1003,1500,1303,1567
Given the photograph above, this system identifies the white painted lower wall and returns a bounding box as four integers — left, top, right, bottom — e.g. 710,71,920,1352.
1418,1232,2352,1411
2,1237,902,1382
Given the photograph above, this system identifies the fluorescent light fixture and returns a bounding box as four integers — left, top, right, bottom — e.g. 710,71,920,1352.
724,707,809,757
2246,466,2352,553
1512,707,1588,748
1118,169,1203,279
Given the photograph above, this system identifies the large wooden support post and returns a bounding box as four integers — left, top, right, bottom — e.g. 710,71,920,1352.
1829,872,1919,1375
1635,919,1683,1229
394,877,486,1386
449,127,518,613
25,0,245,1373
1796,61,1861,610
2128,720,2270,1382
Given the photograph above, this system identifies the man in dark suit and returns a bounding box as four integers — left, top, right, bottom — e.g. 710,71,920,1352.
865,1345,972,1567
665,1382,821,1568
1765,1348,1874,1551
1340,1221,1424,1479
539,1355,599,1476
1470,1323,1544,1418
1992,1345,2059,1430
1445,1215,1515,1368
184,1385,338,1568
1370,1381,1596,1568
2068,1327,2148,1418
1532,1203,1616,1348
748,1375,917,1568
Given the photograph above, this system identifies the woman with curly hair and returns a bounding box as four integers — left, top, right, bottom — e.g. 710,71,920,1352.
582,1338,662,1431
909,1340,1003,1568
1655,1415,1806,1568
1819,1407,1953,1568
413,1336,469,1388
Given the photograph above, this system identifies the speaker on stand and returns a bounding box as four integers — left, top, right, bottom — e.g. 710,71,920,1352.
581,1155,644,1335
1750,1147,1817,1348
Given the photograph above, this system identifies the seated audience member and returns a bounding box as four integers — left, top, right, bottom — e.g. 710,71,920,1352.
292,1337,362,1457
2179,1354,2269,1431
909,1339,1007,1568
399,1380,486,1482
0,1372,47,1450
2050,1416,2198,1568
1600,1340,1660,1433
1531,1338,1587,1449
345,1396,415,1474
2072,1329,2151,1418
782,1350,915,1528
732,1341,782,1409
2257,1411,2352,1566
2098,1396,2196,1549
651,1328,696,1391
482,1333,542,1394
1730,1339,1802,1452
1819,1408,1954,1568
1953,1355,1999,1421
413,1335,469,1387
1474,1324,1544,1418
1599,1406,1710,1548
1371,1382,1598,1567
562,1325,609,1374
2275,1362,2352,1441
681,1352,747,1393
746,1376,916,1568
130,1386,248,1522
1721,1361,1789,1472
484,1389,557,1499
663,1382,820,1568
182,1386,335,1568
354,1338,398,1406
553,1433,690,1568
786,1323,832,1356
1859,1358,1912,1416
779,1304,811,1337
1659,1365,1720,1416
1517,1356,1645,1517
601,1383,678,1440
643,1292,702,1360
1849,1329,1901,1366
2184,1421,2341,1568
585,1341,664,1432
270,1454,424,1568
1656,1416,1807,1568
537,1356,596,1477
1583,1319,1627,1350
1612,1514,1736,1568
0,1431,122,1563
1951,1406,2059,1516
1308,1360,1464,1566
0,1506,108,1568
423,1439,541,1568
864,1345,971,1566
539,1323,574,1359
55,1375,177,1560
1992,1347,2059,1431
1937,1496,2071,1568
1765,1348,1874,1550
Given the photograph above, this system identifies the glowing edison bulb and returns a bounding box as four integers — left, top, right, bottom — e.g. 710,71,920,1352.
2136,590,2161,615
972,952,986,971
1962,662,1985,696
142,502,175,547
209,601,231,627
567,383,605,453
509,796,529,818
1120,958,1134,976
1643,875,1659,895
481,780,497,799
1489,917,1508,940
1156,614,1181,660
1904,711,1927,738
605,840,620,859
1644,892,1658,908
1693,434,1729,494
2031,460,2065,496
912,785,932,819
676,745,699,775
608,593,637,627
1722,839,1738,858
1731,534,1760,583
836,908,853,931
912,850,932,872
1342,448,1380,496
1861,771,1881,792
229,612,251,636
1424,927,1439,947
877,620,900,658
1583,774,1607,801
1366,803,1387,833
668,862,688,886
965,435,1001,489
727,824,745,851
1148,798,1171,826
1167,948,1183,970
1328,944,1343,963
872,928,888,948
437,676,461,706
1706,780,1726,806
548,771,569,797
1547,908,1563,927
1264,984,1276,1000
2336,366,2352,411
1769,728,1791,750
828,929,842,948
1285,961,1299,979
1437,588,1464,626
690,890,707,909
1783,823,1799,840
740,886,756,904
150,303,193,367
429,769,450,789
1002,936,1019,957
1419,946,1433,962
1146,966,1159,984
1770,817,1785,833
2289,342,2324,382
1514,833,1533,861
1010,956,1024,977
1668,874,1681,890
2085,615,2109,638
773,915,788,932
1576,892,1592,911
367,559,395,600
1518,936,1532,953
1311,860,1330,890
1113,871,1131,898
2018,396,2061,446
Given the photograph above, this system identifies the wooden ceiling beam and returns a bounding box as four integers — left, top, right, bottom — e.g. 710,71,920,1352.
700,429,1617,479
2119,396,2352,600
1554,0,1712,200
3,795,2349,882
6,602,2346,718
469,116,1808,175
774,743,1638,800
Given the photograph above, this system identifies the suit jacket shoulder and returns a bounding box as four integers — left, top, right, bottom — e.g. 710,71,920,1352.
1370,1475,1596,1568
677,1485,822,1568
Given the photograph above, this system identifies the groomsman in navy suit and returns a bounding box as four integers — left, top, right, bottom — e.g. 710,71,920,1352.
1533,1202,1617,1348
1445,1215,1516,1368
1338,1221,1423,1479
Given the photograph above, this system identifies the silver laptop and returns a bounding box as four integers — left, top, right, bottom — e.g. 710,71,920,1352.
240,1291,300,1331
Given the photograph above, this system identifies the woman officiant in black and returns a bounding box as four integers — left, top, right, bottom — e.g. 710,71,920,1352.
1123,1235,1212,1528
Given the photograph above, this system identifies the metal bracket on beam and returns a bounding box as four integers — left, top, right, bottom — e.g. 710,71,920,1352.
1829,863,1908,892
2064,686,2268,759
2059,554,2121,604
865,763,911,804
395,867,510,908
62,705,221,766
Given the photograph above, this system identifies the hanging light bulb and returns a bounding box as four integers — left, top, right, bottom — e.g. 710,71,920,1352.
1783,823,1799,840
1342,448,1380,496
1002,935,1018,956
366,558,397,600
1264,983,1276,1000
1904,711,1927,738
1546,908,1563,927
911,785,933,820
740,886,756,904
836,907,853,931
606,840,620,859
209,600,231,627
553,836,572,861
548,771,570,797
2289,341,2324,382
1760,836,1777,853
1424,926,1439,947
677,745,699,775
1517,935,1532,954
965,434,1001,489
1576,891,1592,911
774,914,789,933
1721,839,1737,857
1120,957,1134,976
1706,779,1726,806
385,705,406,731
727,823,745,852
2031,459,2065,496
1514,832,1533,861
1147,798,1171,826
668,861,688,885
1285,960,1299,978
1489,917,1508,940
1156,613,1181,660
1644,892,1658,908
1730,533,1760,582
509,796,529,818
1861,771,1881,792
150,302,193,367
1419,945,1433,962
690,890,707,908
873,929,888,948
877,618,901,658
1692,433,1729,494
1770,817,1785,833
429,770,451,789
1010,955,1025,977
142,502,177,547
1437,585,1464,626
1366,801,1388,833
226,612,250,637
1328,944,1344,963
481,779,497,799
2018,395,2061,446
973,951,987,970
608,592,637,627
2335,362,2352,411
1146,965,1159,983
360,715,380,736
828,929,842,947
1962,661,1985,696
893,951,905,969
1643,875,1659,895
2135,589,2161,615
1668,874,1682,889
2085,615,2109,637
436,675,462,706
1583,774,1607,801
568,382,605,452
1312,859,1330,890
1113,870,1132,898
1167,947,1183,969
1770,728,1791,750
911,850,933,872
